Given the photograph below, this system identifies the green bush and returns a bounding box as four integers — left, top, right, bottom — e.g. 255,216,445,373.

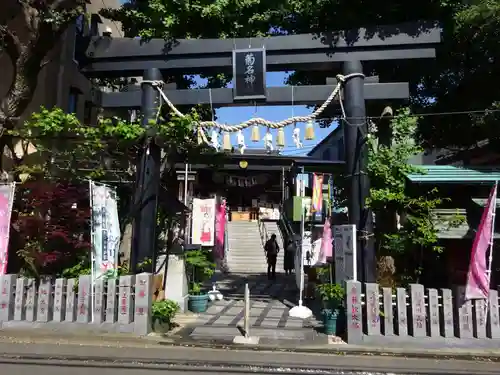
152,299,180,328
315,283,345,309
184,249,215,295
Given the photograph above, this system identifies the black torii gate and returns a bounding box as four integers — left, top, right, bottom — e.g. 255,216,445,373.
82,22,440,282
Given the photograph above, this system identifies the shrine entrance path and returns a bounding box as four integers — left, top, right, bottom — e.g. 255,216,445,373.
179,273,328,345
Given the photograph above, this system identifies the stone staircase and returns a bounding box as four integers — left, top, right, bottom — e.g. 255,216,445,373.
261,220,285,270
225,220,284,274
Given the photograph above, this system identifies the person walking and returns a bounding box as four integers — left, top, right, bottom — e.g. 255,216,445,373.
284,239,296,275
264,234,279,280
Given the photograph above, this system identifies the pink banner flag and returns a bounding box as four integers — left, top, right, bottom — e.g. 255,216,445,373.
214,199,226,260
465,182,497,300
0,183,15,275
317,217,333,264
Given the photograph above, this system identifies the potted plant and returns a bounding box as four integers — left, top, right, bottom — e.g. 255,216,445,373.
152,299,180,333
185,249,215,313
316,283,345,335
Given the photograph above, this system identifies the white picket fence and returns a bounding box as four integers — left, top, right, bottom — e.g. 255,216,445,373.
0,273,153,335
345,281,500,344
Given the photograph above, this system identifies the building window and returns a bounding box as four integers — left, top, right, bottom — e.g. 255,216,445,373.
68,88,79,114
337,138,345,160
322,149,331,161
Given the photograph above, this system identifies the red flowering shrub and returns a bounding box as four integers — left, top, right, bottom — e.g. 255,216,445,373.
11,180,90,277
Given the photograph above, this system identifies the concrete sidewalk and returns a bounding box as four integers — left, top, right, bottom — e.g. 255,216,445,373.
0,340,498,375
0,327,500,362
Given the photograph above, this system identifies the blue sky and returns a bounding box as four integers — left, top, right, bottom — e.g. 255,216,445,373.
202,71,336,156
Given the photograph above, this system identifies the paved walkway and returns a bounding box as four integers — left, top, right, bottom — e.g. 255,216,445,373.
182,273,325,344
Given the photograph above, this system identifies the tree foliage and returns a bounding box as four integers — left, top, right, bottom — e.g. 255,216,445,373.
8,105,211,277
12,180,90,278
2,0,499,152
367,108,463,284
8,105,204,182
0,0,88,130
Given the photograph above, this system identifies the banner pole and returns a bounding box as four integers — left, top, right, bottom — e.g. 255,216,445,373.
486,182,497,305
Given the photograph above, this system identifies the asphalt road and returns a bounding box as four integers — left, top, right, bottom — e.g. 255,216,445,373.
1,358,498,375
0,342,498,375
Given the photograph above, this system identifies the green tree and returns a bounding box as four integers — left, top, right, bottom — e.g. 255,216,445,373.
9,105,210,275
0,0,88,131
367,108,463,286
289,0,500,151
10,105,205,182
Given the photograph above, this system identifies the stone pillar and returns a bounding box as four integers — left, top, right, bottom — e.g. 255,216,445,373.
164,245,189,312
441,288,454,337
365,283,380,336
473,299,487,339
382,287,393,336
14,278,27,321
0,274,16,321
65,278,77,322
36,277,53,322
345,280,363,343
427,288,440,337
134,273,153,335
25,279,37,322
53,278,66,322
395,288,408,337
106,278,118,323
93,278,105,324
118,275,135,324
487,289,500,339
409,284,426,337
454,286,473,338
76,275,91,323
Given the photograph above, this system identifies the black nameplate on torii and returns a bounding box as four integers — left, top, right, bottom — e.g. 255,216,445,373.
232,48,267,101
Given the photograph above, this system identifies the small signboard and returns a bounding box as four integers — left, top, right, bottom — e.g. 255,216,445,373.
232,48,266,101
333,224,357,285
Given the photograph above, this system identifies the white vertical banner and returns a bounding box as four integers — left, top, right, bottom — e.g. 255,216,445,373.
302,230,313,265
333,224,357,284
191,198,216,246
0,183,15,275
342,224,357,282
105,188,120,277
90,181,120,280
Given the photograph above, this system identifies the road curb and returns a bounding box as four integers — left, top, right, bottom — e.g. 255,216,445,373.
162,339,500,361
1,330,499,362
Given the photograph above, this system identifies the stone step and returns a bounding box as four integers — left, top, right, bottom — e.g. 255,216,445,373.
226,222,270,274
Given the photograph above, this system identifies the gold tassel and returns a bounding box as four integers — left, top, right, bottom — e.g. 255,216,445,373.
277,127,285,147
223,131,231,151
197,127,203,144
305,120,315,140
251,124,260,142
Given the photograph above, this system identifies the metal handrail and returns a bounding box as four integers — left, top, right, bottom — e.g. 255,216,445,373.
257,215,269,249
279,203,295,240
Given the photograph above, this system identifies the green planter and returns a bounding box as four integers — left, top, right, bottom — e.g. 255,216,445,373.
188,293,209,313
322,308,340,335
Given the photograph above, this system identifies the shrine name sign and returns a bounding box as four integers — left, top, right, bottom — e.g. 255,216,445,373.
232,48,266,101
